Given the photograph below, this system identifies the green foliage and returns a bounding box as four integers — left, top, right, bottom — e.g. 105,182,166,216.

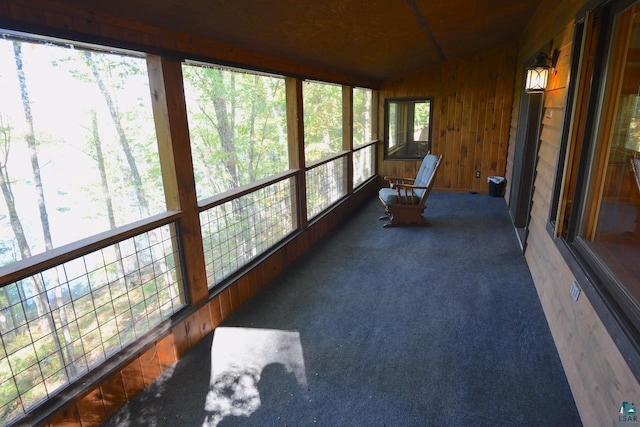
303,81,343,162
183,64,289,199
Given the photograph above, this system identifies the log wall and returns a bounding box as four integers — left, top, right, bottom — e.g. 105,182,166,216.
509,1,640,426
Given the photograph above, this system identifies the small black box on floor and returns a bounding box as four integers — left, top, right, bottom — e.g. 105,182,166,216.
487,176,506,197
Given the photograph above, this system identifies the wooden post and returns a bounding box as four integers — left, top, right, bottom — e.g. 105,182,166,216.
286,77,307,229
146,55,209,306
343,86,354,194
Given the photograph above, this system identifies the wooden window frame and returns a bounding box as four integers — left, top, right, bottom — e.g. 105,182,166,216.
383,97,434,160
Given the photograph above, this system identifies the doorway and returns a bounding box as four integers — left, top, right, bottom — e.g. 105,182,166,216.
509,58,545,251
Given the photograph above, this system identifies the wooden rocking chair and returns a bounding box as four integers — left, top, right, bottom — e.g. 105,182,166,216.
378,154,442,227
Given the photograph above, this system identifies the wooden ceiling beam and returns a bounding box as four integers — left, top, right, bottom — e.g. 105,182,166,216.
405,0,446,62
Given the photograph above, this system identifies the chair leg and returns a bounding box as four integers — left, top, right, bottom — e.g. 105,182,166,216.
379,203,391,221
384,205,427,227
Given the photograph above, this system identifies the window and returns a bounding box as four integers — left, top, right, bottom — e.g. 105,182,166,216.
182,63,295,288
303,80,344,163
555,0,640,335
353,87,373,147
0,34,185,423
182,63,289,200
384,97,433,159
0,37,165,263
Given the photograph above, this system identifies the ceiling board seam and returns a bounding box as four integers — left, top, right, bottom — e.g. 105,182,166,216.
405,0,446,62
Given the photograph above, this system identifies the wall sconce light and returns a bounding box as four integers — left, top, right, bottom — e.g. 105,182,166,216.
525,49,560,93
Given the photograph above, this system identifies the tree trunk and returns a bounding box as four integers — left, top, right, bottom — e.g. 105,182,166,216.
13,42,77,377
91,110,117,229
83,51,150,216
13,42,52,248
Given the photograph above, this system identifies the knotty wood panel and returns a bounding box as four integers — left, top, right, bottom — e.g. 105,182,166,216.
100,372,128,420
507,1,640,425
75,388,106,427
378,43,517,193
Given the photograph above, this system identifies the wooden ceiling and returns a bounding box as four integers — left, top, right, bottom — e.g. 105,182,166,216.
54,0,540,83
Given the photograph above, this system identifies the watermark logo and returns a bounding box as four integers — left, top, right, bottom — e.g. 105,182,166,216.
618,402,640,427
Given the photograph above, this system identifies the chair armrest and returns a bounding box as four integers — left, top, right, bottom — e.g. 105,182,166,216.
384,176,416,187
392,183,427,191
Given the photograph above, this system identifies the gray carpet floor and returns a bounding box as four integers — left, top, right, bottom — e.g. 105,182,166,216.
104,191,582,426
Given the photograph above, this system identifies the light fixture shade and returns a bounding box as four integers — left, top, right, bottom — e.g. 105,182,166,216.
525,65,549,93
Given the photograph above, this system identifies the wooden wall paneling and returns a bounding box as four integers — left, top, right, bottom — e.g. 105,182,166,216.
99,372,128,419
444,61,458,189
172,319,191,359
45,402,81,427
455,63,467,190
518,0,581,65
487,53,501,179
431,68,444,165
184,312,202,348
536,142,559,199
139,345,162,387
208,294,223,328
218,287,233,320
378,44,517,192
481,62,496,185
156,333,178,371
75,387,106,427
229,281,241,313
120,358,145,400
475,56,491,192
237,274,251,308
245,268,259,298
497,47,516,177
196,301,214,337
465,62,479,192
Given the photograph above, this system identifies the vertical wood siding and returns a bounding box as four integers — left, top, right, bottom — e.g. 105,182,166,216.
378,44,517,193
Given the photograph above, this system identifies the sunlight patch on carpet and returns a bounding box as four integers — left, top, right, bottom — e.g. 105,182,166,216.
203,327,307,426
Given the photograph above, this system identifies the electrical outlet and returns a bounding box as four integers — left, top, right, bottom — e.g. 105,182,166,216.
475,171,480,178
570,281,581,301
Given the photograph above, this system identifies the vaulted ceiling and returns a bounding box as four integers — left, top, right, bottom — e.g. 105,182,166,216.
55,0,541,83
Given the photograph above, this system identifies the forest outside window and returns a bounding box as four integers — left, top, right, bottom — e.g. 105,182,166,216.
182,63,296,288
384,97,433,159
0,36,165,260
353,87,373,147
303,80,344,164
0,34,184,423
556,0,640,334
182,63,289,200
